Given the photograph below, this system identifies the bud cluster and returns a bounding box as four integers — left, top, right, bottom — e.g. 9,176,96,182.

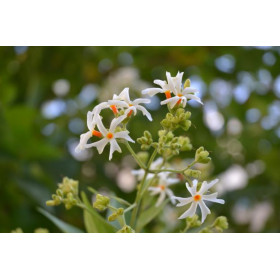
161,108,191,132
195,147,211,164
137,131,154,150
46,177,79,210
200,216,228,233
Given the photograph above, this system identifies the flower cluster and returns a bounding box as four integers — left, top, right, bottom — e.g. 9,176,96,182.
44,71,227,233
75,88,152,160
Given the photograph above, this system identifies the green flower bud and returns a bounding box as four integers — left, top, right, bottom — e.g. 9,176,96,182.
213,216,228,231
46,200,56,206
178,136,192,151
195,147,211,164
11,228,23,233
184,169,201,179
34,228,49,233
58,177,79,195
184,79,191,88
108,212,118,222
186,214,201,229
137,131,153,150
117,208,124,215
117,225,135,233
93,194,110,211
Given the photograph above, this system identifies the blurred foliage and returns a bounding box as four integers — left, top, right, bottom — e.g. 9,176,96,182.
0,46,279,232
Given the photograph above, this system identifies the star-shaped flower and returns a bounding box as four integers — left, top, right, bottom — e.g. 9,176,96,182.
141,71,176,99
148,172,180,207
85,114,134,160
172,179,225,223
109,88,152,121
160,72,203,109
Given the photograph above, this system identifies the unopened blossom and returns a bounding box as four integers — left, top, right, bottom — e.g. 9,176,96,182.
141,71,175,99
109,88,152,121
148,172,180,207
172,179,224,223
84,114,134,160
160,72,203,109
132,157,164,181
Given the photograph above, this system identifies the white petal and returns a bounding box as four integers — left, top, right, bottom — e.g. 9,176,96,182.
148,187,161,195
125,106,137,117
166,177,180,186
178,202,198,219
136,105,153,121
86,111,95,130
133,98,151,105
154,79,166,88
198,200,211,223
114,131,135,143
118,88,131,103
174,72,184,94
109,115,127,131
87,138,108,154
173,196,193,207
156,191,166,207
160,96,180,109
182,87,199,94
142,88,164,96
92,102,109,115
198,179,219,195
184,93,203,105
109,139,122,160
202,193,225,204
166,189,176,204
108,100,128,108
166,72,176,93
186,181,196,196
96,115,108,135
75,131,92,152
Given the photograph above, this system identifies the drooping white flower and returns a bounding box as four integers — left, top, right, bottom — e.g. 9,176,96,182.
109,88,152,121
132,157,164,181
141,71,175,98
172,179,225,223
148,172,180,207
84,114,135,160
160,72,203,109
75,111,99,152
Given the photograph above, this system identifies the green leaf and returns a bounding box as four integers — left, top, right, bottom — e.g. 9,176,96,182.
136,200,168,232
38,208,83,233
81,192,116,233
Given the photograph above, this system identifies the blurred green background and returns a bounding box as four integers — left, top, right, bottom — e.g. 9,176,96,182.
0,46,279,233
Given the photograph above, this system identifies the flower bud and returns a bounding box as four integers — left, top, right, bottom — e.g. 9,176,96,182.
184,79,191,88
195,147,211,164
117,225,135,233
93,194,110,211
184,169,201,179
213,216,228,231
108,212,118,222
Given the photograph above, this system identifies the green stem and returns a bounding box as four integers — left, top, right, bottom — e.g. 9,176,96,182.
130,148,158,228
125,142,146,170
149,160,197,174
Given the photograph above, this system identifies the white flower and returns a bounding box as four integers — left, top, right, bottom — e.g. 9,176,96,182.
84,114,134,160
148,172,180,207
109,88,152,121
172,179,225,223
141,71,175,98
75,111,99,152
132,157,164,181
160,72,203,109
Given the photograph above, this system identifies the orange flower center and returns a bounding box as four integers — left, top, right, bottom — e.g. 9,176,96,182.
106,132,114,139
159,185,165,190
176,98,182,105
92,130,102,138
127,110,133,117
110,105,118,115
177,93,183,97
193,194,201,201
165,91,171,99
